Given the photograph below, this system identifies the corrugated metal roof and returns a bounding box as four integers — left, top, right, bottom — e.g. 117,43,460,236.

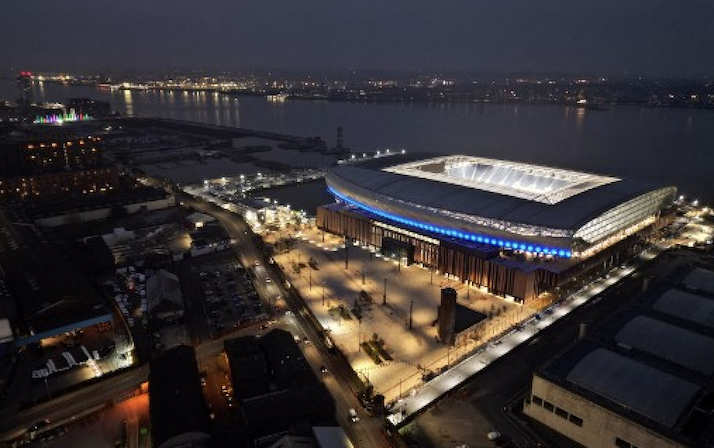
615,316,714,375
682,268,714,295
566,348,700,428
653,289,714,329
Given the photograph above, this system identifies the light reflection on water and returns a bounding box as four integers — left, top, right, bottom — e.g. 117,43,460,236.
2,79,714,200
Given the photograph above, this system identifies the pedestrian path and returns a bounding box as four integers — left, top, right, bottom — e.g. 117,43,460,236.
386,245,663,427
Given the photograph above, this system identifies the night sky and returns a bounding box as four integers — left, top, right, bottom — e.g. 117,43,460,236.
3,0,713,76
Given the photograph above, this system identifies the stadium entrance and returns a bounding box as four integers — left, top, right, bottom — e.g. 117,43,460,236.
382,237,415,265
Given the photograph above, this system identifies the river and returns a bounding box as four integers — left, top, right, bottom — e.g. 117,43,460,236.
1,79,712,202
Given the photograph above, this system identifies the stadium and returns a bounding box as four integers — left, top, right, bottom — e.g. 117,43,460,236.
317,154,676,303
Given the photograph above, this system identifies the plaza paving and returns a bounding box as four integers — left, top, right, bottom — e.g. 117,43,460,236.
268,209,712,427
267,227,541,403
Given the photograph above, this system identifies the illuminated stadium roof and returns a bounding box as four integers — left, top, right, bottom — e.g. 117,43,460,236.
326,154,676,257
383,156,620,205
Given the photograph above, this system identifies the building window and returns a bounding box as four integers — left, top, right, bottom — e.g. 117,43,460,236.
532,395,543,406
543,401,554,412
615,438,638,448
555,407,568,419
569,414,583,427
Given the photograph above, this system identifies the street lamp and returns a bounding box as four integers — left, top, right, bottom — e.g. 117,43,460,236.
344,236,349,269
408,300,413,330
358,317,362,352
322,281,325,306
383,278,387,305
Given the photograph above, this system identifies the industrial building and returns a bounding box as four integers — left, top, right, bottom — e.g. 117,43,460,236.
524,266,714,448
318,154,676,302
0,208,111,347
224,330,338,447
149,345,212,448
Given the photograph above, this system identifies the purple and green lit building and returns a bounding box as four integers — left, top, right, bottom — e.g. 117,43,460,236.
318,154,676,303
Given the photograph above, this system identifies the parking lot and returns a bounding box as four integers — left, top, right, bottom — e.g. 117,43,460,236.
173,252,271,345
200,262,269,336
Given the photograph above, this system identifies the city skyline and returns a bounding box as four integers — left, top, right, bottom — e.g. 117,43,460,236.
2,0,714,77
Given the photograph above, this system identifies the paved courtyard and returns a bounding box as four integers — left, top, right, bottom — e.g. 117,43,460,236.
267,226,541,402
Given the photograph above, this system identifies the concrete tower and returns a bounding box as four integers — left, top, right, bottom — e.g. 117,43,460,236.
437,287,457,345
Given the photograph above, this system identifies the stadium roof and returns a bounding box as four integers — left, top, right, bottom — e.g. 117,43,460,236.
615,316,714,375
328,154,673,233
653,289,714,329
384,156,620,205
565,348,700,428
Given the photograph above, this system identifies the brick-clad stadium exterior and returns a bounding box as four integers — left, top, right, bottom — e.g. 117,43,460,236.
317,154,676,303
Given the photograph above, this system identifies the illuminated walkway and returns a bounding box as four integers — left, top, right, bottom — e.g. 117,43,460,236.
386,247,660,427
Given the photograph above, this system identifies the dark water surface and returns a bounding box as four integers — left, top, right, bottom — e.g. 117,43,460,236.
3,79,713,202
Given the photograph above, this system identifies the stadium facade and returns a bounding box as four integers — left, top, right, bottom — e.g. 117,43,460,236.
317,155,676,303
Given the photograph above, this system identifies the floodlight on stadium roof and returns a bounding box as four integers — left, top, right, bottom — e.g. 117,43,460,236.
325,154,676,259
383,156,620,205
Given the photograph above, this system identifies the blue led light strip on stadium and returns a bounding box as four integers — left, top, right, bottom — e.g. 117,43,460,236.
327,186,572,259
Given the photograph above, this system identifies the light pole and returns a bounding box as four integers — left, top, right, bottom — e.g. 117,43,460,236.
344,236,349,269
383,278,387,305
358,317,362,352
322,281,325,306
309,268,312,290
408,300,413,330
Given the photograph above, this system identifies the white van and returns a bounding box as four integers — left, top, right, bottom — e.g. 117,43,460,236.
348,408,359,423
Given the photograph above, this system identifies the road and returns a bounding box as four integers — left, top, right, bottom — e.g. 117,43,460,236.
0,365,150,442
180,194,394,448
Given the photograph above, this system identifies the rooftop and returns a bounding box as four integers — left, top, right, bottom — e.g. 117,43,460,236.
652,289,714,330
536,267,714,446
146,269,184,313
565,348,700,428
0,209,110,341
328,153,674,234
614,315,714,375
682,267,714,295
149,345,211,448
384,156,620,205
